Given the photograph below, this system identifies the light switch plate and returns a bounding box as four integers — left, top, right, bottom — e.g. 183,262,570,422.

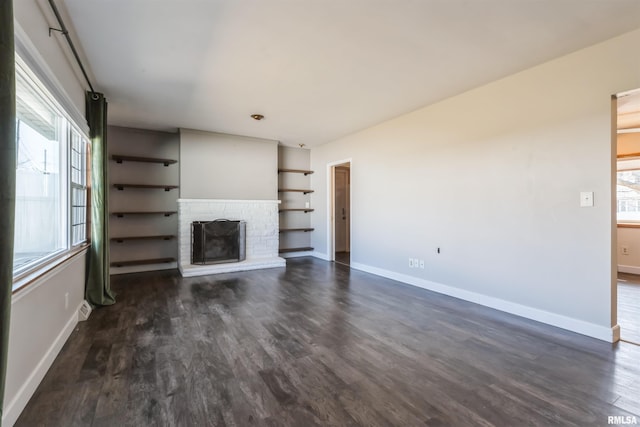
580,191,594,207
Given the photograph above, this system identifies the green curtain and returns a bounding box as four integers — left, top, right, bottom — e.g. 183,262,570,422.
85,92,115,306
0,0,16,422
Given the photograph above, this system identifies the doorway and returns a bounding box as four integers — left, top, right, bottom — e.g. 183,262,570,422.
330,161,351,266
615,88,640,344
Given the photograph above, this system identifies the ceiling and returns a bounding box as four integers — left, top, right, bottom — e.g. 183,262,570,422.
62,0,640,147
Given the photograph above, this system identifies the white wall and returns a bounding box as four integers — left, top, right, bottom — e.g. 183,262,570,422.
310,29,640,342
6,1,90,425
617,227,640,274
179,129,278,200
4,252,87,426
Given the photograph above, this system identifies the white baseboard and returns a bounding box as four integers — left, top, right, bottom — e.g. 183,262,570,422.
2,306,79,427
311,251,331,261
351,262,618,343
612,324,621,342
617,264,640,275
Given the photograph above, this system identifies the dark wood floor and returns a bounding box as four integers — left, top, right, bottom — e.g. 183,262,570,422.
618,273,640,344
17,258,640,426
335,251,350,266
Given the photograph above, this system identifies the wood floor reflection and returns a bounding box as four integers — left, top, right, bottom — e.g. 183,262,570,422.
618,272,640,344
334,251,350,266
17,258,640,426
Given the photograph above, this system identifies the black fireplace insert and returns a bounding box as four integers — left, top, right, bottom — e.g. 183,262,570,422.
191,219,246,265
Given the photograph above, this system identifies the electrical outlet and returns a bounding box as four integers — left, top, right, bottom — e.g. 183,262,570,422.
409,258,414,268
622,246,630,255
419,259,425,269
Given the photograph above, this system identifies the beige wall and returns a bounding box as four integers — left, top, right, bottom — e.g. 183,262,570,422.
310,28,640,342
278,146,312,253
108,126,180,274
179,129,278,200
618,132,640,156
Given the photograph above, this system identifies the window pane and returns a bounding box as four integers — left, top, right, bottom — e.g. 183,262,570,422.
617,169,640,221
70,129,88,245
14,73,66,272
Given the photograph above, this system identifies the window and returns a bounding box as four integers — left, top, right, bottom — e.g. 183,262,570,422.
13,59,90,278
70,129,88,245
617,159,640,222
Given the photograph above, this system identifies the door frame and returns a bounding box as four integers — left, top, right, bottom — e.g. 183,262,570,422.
612,87,640,343
326,158,352,262
611,93,619,342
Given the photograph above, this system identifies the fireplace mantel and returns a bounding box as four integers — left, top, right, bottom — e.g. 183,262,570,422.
177,199,285,276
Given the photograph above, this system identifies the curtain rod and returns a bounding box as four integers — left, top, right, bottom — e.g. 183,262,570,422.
47,0,96,94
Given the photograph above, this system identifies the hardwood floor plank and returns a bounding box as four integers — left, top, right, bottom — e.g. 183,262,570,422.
340,379,429,426
93,341,132,420
258,368,297,406
14,258,640,426
79,339,112,381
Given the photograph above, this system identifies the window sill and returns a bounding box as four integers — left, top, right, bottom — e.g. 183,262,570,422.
12,243,90,294
617,223,640,228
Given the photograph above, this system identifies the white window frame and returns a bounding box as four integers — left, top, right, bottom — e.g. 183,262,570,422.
13,56,91,285
616,157,640,224
69,127,89,246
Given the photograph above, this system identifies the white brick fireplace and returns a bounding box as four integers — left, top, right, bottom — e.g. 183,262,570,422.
177,199,285,277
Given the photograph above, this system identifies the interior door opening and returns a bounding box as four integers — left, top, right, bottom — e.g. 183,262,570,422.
331,161,351,266
615,87,640,345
